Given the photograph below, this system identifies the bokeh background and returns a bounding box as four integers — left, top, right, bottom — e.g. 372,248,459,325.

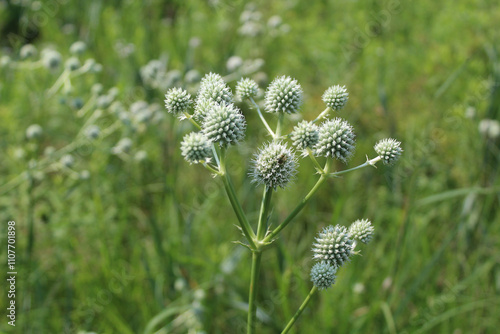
1,0,499,333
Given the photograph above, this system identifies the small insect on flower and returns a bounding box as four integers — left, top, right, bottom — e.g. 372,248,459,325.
277,153,287,164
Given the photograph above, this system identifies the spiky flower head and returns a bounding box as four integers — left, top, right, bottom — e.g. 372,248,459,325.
26,124,43,140
310,262,337,290
65,57,80,71
70,41,87,55
20,44,37,59
250,142,298,190
236,78,259,100
374,138,403,165
348,219,374,245
193,98,216,121
322,85,349,111
264,75,303,114
251,142,298,190
180,132,212,164
60,154,75,168
41,49,62,70
291,121,319,151
164,87,192,115
195,73,233,111
314,118,356,163
312,225,354,268
202,102,246,147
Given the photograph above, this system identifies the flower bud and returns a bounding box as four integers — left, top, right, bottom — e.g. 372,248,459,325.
310,262,337,290
314,118,355,163
65,57,80,71
180,132,212,164
236,78,259,100
202,102,246,147
291,121,319,151
41,49,62,70
20,44,37,59
70,41,87,55
312,225,353,268
85,125,100,140
264,75,302,114
348,219,374,244
60,154,75,168
250,141,298,190
374,138,403,165
26,124,43,140
164,87,192,115
322,85,349,111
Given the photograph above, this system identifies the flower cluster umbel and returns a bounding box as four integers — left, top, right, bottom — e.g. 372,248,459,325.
164,72,403,332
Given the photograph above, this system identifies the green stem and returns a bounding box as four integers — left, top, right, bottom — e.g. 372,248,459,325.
219,150,257,248
256,186,273,240
312,107,331,123
275,113,284,139
247,251,262,334
330,156,381,177
249,97,275,137
307,148,324,172
281,286,318,334
182,112,202,130
264,160,331,243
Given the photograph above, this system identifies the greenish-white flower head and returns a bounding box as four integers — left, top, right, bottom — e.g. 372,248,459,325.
291,120,319,151
70,41,87,55
41,49,62,70
20,44,37,59
348,219,374,245
164,87,192,115
264,75,303,114
236,78,259,100
112,137,133,154
65,57,80,71
250,142,298,190
181,132,212,164
60,154,75,168
374,138,403,165
202,102,246,147
26,124,43,140
193,98,216,121
85,125,100,140
314,118,356,163
322,85,349,111
195,73,233,116
310,262,337,290
312,225,353,268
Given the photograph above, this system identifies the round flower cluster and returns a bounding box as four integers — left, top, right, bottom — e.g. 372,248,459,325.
264,75,303,114
251,142,298,190
180,132,212,164
236,78,259,100
291,121,319,151
310,262,337,290
164,87,192,115
348,219,374,244
322,85,349,111
312,225,354,268
314,118,356,163
202,102,246,147
374,138,403,165
195,73,233,119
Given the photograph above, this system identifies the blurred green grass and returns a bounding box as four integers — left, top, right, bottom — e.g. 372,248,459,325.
0,0,499,333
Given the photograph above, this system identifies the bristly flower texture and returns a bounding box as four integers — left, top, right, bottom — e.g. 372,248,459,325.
195,73,233,119
374,138,403,165
291,120,319,151
310,262,337,290
348,219,374,244
312,225,354,268
181,132,212,164
251,141,298,190
164,87,192,115
236,78,259,100
202,102,246,147
314,118,356,163
264,75,303,114
322,85,349,111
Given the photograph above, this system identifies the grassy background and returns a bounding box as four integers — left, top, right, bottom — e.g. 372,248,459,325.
1,0,499,333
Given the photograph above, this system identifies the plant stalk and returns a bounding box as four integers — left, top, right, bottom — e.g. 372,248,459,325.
281,286,318,333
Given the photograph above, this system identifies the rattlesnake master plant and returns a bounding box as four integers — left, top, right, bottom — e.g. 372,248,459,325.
164,73,403,334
